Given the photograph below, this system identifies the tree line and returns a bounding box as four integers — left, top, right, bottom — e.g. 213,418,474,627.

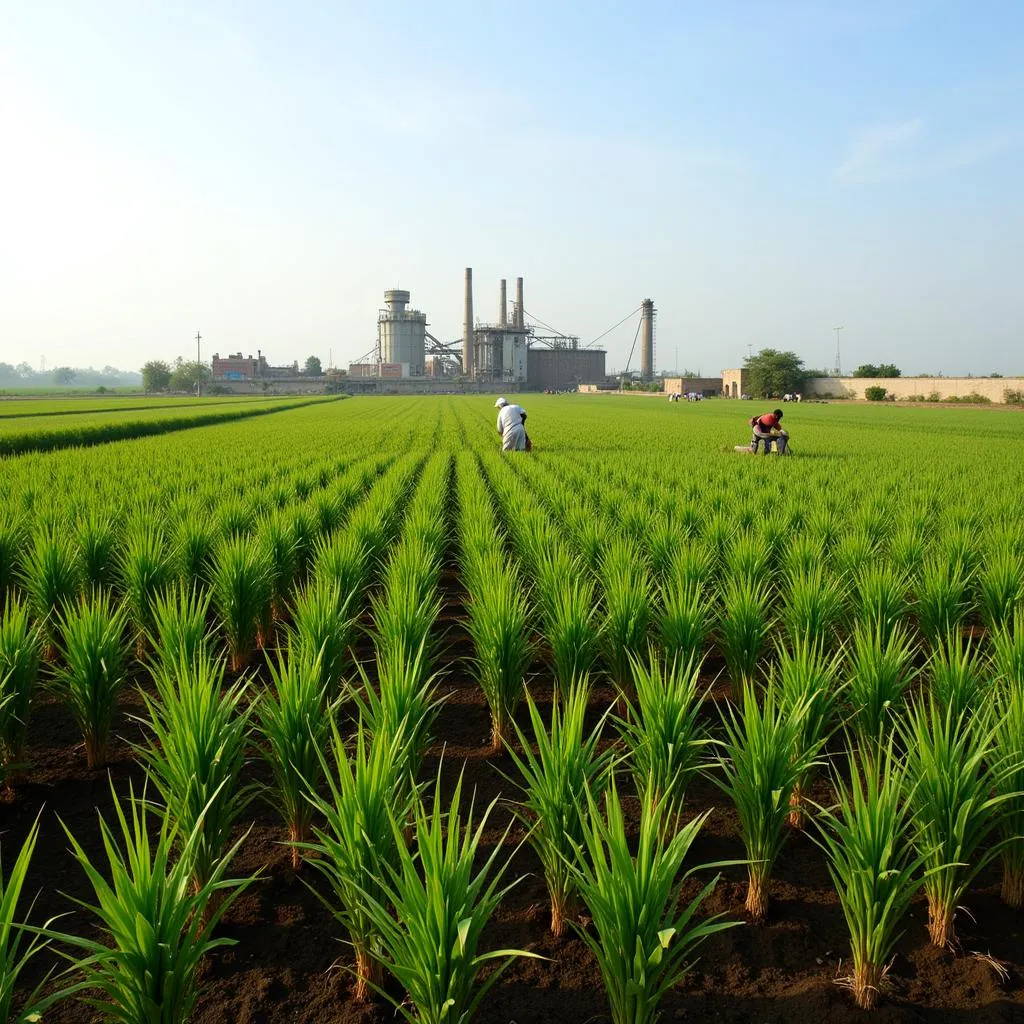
742,350,904,398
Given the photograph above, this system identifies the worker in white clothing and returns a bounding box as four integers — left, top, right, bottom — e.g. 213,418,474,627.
495,396,528,451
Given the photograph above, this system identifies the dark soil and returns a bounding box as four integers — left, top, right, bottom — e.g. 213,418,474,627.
6,577,1024,1023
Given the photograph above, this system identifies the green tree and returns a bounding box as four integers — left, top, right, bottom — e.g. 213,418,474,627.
169,358,212,393
853,364,901,378
304,355,322,376
141,361,172,392
865,386,888,401
52,366,76,386
743,349,806,398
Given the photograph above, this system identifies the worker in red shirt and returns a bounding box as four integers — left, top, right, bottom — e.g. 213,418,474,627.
750,408,789,454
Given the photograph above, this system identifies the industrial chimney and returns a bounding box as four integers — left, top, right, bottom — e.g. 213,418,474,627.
463,268,474,377
499,279,507,327
515,277,524,328
640,299,655,379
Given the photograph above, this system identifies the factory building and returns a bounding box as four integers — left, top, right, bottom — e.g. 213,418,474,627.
211,352,299,381
527,347,606,391
462,270,606,389
377,289,427,376
348,270,606,390
471,276,529,383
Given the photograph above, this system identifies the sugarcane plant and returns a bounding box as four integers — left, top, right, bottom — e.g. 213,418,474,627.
19,526,80,654
926,630,987,721
658,578,711,669
46,781,255,1024
618,652,709,814
849,563,910,647
209,534,273,671
464,550,533,751
902,697,1011,947
717,576,774,697
257,508,297,622
775,637,845,828
992,678,1024,907
136,652,254,892
713,681,815,922
568,782,739,1024
812,743,928,1010
301,719,415,1001
914,555,974,650
55,591,130,769
371,584,443,681
978,547,1024,633
503,678,614,936
289,578,358,697
172,512,217,590
348,768,540,1023
0,815,58,1024
311,530,370,606
535,549,601,697
600,537,653,693
254,646,331,870
75,511,118,590
0,598,43,797
991,611,1024,688
847,620,917,754
353,638,445,793
0,515,22,602
117,521,172,658
781,567,846,652
146,583,213,676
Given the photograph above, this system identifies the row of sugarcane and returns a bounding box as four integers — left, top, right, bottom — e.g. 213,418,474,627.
456,445,1024,1011
0,396,329,457
495,443,1024,684
0,450,446,1019
0,452,388,625
0,394,434,565
0,451,427,792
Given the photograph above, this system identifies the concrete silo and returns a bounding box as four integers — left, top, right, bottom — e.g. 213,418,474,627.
378,289,427,375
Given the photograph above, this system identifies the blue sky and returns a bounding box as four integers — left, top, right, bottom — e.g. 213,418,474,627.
1,1,1021,375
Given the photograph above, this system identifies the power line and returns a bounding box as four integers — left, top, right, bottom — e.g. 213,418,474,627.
623,318,644,374
521,308,570,338
585,305,644,349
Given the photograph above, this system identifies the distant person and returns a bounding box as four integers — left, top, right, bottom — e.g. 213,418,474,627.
495,396,528,451
750,408,789,454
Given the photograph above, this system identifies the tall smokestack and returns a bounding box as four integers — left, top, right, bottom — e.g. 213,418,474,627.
463,268,474,377
515,277,524,328
499,279,507,327
640,299,655,379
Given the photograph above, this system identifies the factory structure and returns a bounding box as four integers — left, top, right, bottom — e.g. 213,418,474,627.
348,269,611,392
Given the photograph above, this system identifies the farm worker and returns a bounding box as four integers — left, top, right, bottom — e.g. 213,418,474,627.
750,408,789,454
495,396,528,451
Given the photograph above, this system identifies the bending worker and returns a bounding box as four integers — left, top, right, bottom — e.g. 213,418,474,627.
750,408,789,454
495,396,528,451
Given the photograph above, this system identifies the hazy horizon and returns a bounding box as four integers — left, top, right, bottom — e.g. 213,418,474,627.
2,1,1022,378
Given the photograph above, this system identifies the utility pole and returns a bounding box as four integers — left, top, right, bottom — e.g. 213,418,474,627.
196,331,202,396
833,326,844,377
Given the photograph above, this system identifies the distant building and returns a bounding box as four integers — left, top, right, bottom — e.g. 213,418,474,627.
662,376,722,397
348,362,409,379
212,352,268,380
212,352,300,381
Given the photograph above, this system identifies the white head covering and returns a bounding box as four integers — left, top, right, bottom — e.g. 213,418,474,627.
495,396,508,408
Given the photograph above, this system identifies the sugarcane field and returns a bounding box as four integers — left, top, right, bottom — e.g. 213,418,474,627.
1,394,1024,1023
